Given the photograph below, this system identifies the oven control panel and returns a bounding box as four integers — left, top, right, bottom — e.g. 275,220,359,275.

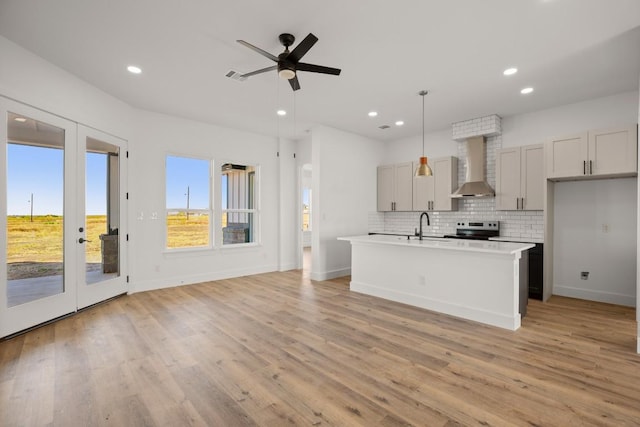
456,221,499,231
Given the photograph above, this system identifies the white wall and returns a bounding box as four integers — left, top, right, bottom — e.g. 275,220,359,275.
501,91,639,148
637,75,640,353
0,36,132,139
311,125,385,280
129,109,281,291
382,129,456,164
553,178,637,306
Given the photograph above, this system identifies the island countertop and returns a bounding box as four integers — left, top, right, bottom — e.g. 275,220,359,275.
339,234,534,255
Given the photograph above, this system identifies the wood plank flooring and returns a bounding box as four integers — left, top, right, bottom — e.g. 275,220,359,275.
1,270,639,426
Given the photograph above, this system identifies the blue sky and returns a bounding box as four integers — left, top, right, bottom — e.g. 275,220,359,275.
8,149,221,215
166,156,211,210
7,144,107,215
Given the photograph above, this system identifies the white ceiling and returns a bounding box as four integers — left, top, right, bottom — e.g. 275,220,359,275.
0,0,639,142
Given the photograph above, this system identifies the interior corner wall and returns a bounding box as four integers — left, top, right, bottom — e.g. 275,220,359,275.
311,125,385,281
129,110,280,292
278,137,297,271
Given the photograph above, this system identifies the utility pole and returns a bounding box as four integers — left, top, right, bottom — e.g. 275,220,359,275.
185,186,190,220
29,193,33,222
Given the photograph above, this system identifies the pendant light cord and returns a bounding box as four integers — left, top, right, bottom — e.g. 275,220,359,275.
422,92,425,156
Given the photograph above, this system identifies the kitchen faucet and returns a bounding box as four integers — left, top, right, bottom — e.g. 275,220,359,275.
417,211,430,240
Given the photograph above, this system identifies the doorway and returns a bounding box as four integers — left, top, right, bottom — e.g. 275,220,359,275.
0,98,128,337
301,164,312,276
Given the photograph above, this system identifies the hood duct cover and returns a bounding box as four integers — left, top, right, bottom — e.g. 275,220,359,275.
451,136,495,198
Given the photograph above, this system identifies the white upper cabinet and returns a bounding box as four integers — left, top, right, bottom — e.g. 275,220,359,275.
377,162,413,211
413,156,458,212
496,145,543,211
545,126,637,180
588,126,638,176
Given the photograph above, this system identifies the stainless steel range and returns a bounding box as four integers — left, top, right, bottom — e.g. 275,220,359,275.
444,221,499,240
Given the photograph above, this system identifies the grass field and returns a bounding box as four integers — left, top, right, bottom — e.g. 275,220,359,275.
166,213,210,248
7,215,107,263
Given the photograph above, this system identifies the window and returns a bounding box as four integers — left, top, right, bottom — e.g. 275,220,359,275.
165,155,211,249
221,163,258,245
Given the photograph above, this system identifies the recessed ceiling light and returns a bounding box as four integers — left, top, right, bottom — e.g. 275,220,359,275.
14,117,27,122
277,110,287,116
368,111,378,117
395,121,404,126
520,87,534,94
127,65,142,74
503,67,518,76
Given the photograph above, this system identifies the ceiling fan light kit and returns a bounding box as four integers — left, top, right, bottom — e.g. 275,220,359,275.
237,32,341,91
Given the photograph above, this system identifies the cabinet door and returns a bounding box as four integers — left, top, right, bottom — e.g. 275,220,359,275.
413,171,434,211
545,132,588,179
589,126,638,176
521,145,544,210
495,147,521,210
377,165,394,211
432,157,458,211
394,162,414,211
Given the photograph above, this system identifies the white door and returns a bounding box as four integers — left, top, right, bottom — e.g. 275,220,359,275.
0,98,127,337
76,125,128,309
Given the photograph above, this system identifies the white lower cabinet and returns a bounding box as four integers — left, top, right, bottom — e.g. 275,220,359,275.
496,144,543,211
413,156,458,211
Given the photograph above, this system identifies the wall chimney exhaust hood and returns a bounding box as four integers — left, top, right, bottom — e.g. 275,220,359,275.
451,136,495,198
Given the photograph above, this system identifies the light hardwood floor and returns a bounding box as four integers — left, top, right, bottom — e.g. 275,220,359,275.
1,270,639,426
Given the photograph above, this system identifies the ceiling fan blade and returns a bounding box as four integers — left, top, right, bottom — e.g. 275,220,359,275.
237,40,278,62
287,33,318,63
241,65,277,78
289,75,301,91
297,62,341,75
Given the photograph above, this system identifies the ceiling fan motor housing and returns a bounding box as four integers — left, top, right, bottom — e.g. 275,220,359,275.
278,33,295,48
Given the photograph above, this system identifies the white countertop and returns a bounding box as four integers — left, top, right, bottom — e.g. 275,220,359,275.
339,234,534,255
489,236,544,244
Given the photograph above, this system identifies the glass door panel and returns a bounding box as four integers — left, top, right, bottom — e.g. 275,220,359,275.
76,125,127,309
6,138,65,306
1,98,77,337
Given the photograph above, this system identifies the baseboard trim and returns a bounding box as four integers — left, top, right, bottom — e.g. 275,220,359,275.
310,267,351,281
131,264,278,293
553,285,635,307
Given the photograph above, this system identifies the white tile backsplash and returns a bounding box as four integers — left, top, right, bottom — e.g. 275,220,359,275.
372,115,544,243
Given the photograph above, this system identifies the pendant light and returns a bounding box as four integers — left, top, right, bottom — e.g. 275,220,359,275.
415,90,433,177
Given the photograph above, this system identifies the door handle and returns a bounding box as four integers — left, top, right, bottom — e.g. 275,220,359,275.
520,197,524,210
583,160,586,175
517,198,520,210
78,237,91,244
589,160,593,175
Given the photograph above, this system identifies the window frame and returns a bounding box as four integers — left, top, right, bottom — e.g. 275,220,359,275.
220,162,260,248
164,153,213,252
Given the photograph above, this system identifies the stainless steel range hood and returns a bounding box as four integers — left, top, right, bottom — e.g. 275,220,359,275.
451,136,495,198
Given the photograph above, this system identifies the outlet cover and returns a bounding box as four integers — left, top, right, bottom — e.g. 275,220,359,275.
581,271,589,280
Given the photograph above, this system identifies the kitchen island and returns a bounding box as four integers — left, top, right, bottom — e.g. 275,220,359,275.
338,235,534,330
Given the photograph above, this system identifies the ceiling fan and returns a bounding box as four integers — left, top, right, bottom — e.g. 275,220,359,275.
237,33,341,91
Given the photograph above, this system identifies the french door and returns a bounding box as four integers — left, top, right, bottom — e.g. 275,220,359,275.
0,97,128,338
